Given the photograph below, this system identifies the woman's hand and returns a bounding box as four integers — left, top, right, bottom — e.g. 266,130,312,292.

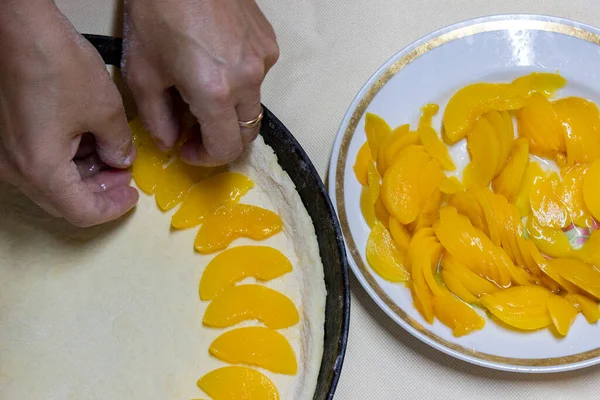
122,0,279,166
0,1,138,227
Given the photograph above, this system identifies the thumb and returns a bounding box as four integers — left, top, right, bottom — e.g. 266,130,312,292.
90,90,136,169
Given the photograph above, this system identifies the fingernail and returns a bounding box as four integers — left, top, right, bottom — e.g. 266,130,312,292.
122,142,136,167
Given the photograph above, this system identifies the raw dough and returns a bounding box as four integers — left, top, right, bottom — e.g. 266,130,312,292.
0,136,326,399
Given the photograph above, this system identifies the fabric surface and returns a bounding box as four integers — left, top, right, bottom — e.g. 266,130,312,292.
55,1,600,398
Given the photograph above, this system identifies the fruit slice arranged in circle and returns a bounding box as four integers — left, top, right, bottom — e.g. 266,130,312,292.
198,366,279,400
200,246,293,300
203,285,299,329
194,204,283,254
209,327,298,375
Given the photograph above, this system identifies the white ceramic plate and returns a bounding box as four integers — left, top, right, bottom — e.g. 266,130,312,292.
328,14,600,373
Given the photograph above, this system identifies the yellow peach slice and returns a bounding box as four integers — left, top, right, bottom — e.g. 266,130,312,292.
439,177,463,194
377,124,410,174
366,221,409,282
171,172,254,229
530,173,571,229
480,286,553,330
447,191,486,231
353,142,371,185
381,131,420,172
463,117,500,189
198,366,279,400
554,97,600,166
517,94,565,157
553,258,600,300
194,204,283,254
561,165,595,227
203,284,299,329
433,293,485,337
209,327,297,374
485,110,515,175
566,294,600,323
471,187,501,247
440,253,500,297
389,217,412,253
360,187,376,228
132,145,169,195
441,270,479,304
515,161,546,217
418,105,456,171
547,294,579,336
583,159,600,222
443,72,566,144
199,246,292,300
381,146,430,224
155,160,216,211
365,112,392,158
492,138,530,202
526,217,572,259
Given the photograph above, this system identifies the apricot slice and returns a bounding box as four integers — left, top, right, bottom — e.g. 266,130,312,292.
553,258,600,300
440,253,500,297
132,145,169,195
530,173,571,229
195,204,283,254
547,294,579,336
517,94,565,157
434,206,511,287
381,146,430,224
408,245,435,323
200,246,293,300
443,72,566,144
366,221,409,282
433,293,485,336
583,159,600,222
198,366,279,400
463,117,500,189
553,97,600,166
409,188,442,232
515,161,546,217
418,105,456,171
360,187,376,228
480,286,552,330
171,172,254,229
471,187,501,247
353,142,371,185
492,138,530,202
209,327,297,374
365,112,392,158
566,294,600,323
203,284,299,329
155,160,216,211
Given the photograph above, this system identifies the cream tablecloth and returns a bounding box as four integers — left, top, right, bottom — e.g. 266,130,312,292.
55,1,600,398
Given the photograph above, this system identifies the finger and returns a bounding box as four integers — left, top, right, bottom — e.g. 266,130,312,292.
75,133,96,158
235,92,262,146
133,88,180,151
85,169,133,192
180,102,243,167
46,163,138,227
90,93,136,169
75,153,107,179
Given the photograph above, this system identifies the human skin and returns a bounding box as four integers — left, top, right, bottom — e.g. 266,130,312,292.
0,0,278,227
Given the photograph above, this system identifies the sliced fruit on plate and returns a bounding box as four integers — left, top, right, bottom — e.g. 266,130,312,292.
463,117,500,189
517,93,565,158
492,138,530,202
209,327,298,374
418,104,456,171
203,284,299,329
353,142,372,185
480,285,553,330
433,293,485,337
365,112,392,158
198,366,279,400
440,252,500,297
566,294,600,323
484,110,514,175
443,72,566,144
171,172,254,229
194,204,283,254
530,173,572,230
366,221,409,282
583,159,600,222
560,164,595,228
553,97,600,166
199,246,293,300
515,161,546,217
547,294,579,336
552,258,600,300
378,124,410,174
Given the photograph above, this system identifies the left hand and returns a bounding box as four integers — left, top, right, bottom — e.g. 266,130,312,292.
122,0,279,166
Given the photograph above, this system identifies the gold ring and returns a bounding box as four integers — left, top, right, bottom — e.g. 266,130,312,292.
238,108,264,129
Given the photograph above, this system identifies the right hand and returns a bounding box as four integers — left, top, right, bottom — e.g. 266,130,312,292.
0,1,138,227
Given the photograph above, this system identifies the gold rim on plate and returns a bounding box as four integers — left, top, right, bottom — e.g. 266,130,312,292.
336,18,600,368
